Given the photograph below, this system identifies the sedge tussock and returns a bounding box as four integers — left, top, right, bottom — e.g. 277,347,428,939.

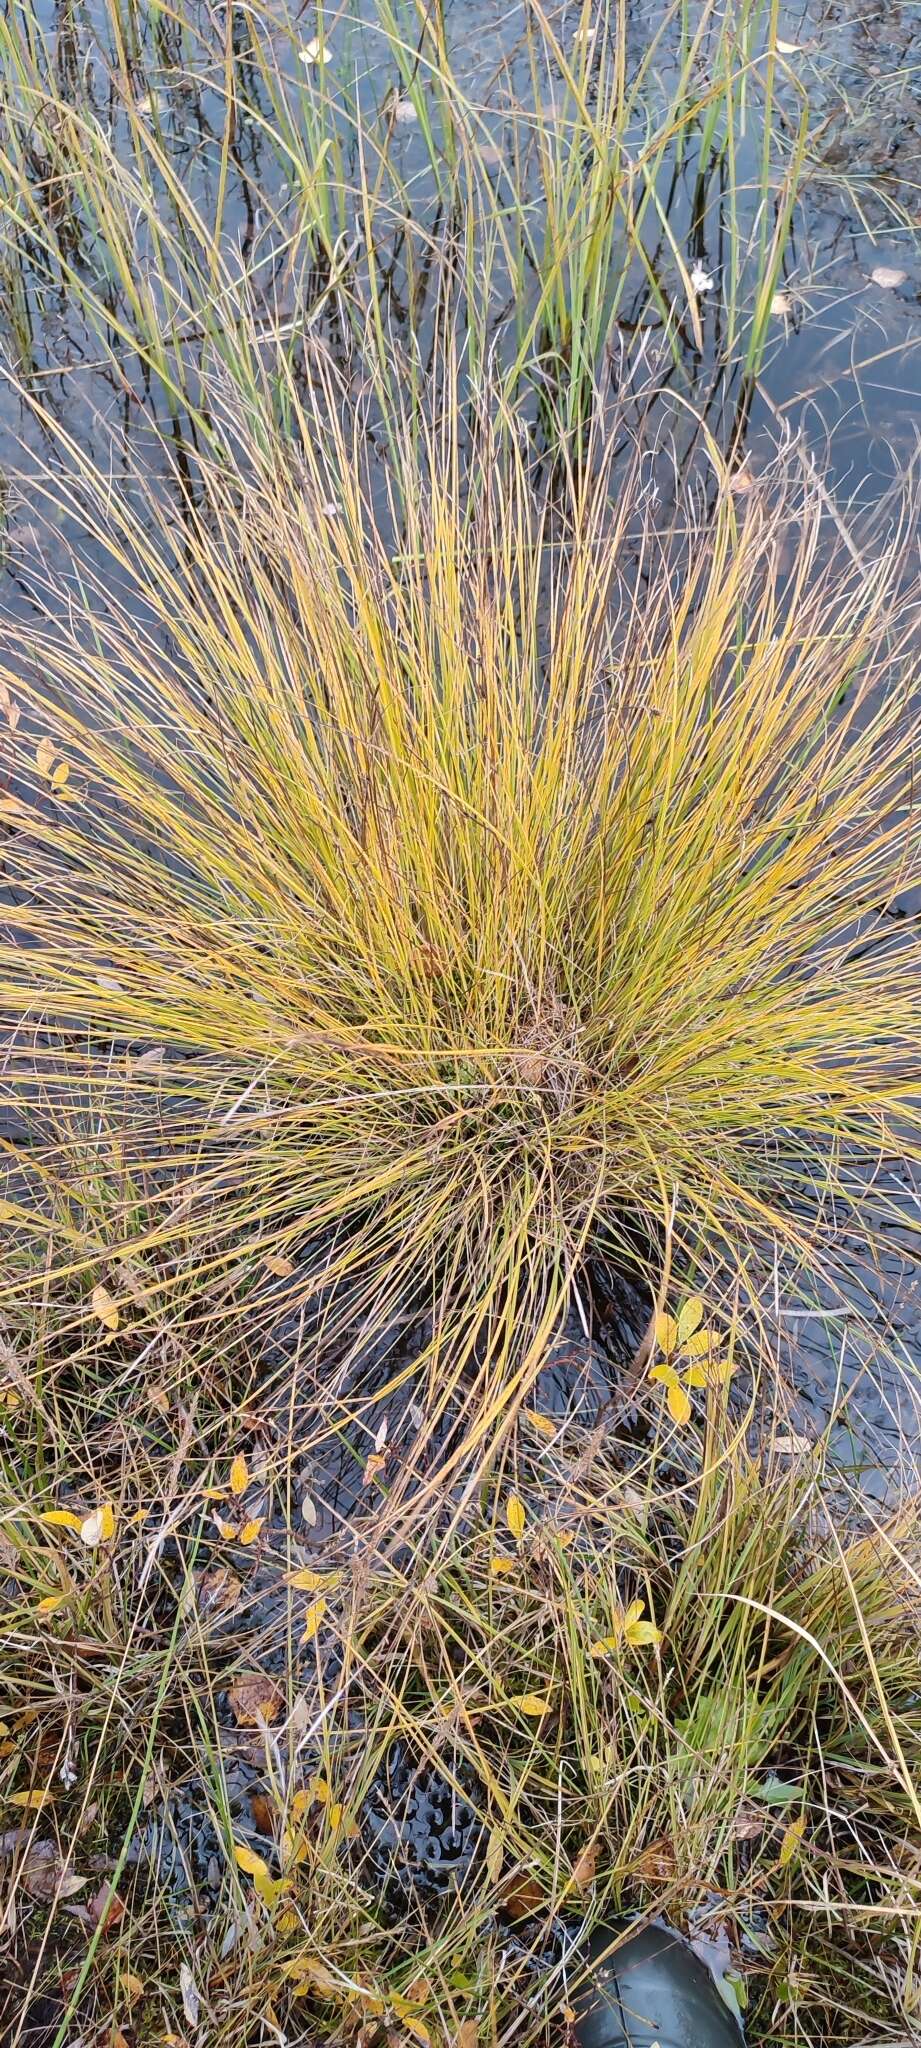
0,369,918,1480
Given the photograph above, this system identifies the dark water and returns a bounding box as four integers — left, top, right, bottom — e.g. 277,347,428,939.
1,0,919,536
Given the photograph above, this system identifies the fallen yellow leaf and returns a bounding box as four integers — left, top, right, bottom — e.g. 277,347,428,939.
229,1451,249,1497
490,1555,515,1576
40,1509,83,1532
509,1692,552,1717
282,1824,311,1869
523,1407,555,1438
506,1494,526,1543
284,1958,341,1995
392,1995,430,2044
779,1815,806,1867
8,1788,53,1811
288,1566,336,1592
233,1840,271,1882
238,1516,265,1546
300,1597,326,1644
91,1284,119,1334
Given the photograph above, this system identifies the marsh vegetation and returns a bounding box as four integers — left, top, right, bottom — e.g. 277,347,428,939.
0,1,919,2042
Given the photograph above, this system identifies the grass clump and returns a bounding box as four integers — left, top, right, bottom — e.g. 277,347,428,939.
0,371,918,1480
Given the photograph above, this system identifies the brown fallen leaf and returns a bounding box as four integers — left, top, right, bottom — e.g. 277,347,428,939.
632,1836,677,1884
264,1252,297,1278
570,1838,599,1891
455,2024,479,2048
731,1803,765,1842
503,1873,544,1917
195,1565,242,1617
228,1672,284,1727
249,1791,275,1835
88,1880,125,1934
391,1995,430,2044
17,1839,88,1903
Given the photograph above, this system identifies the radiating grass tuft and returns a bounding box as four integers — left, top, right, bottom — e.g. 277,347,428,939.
0,366,917,1483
